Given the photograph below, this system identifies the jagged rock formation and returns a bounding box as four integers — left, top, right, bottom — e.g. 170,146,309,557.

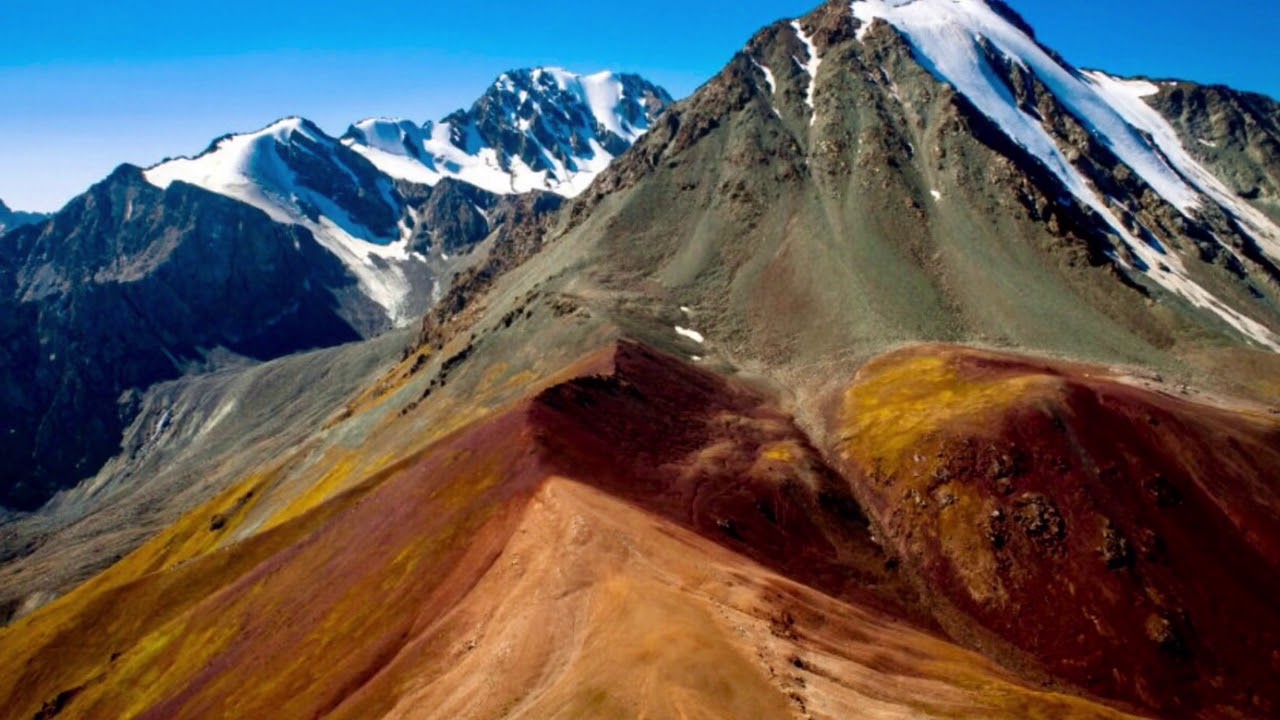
342,68,673,196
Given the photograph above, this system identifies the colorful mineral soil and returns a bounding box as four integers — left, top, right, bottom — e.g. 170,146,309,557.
833,345,1280,718
0,342,1158,720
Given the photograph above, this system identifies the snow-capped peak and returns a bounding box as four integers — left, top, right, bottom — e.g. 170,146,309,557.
851,0,1280,349
341,67,673,198
145,118,416,322
137,69,671,326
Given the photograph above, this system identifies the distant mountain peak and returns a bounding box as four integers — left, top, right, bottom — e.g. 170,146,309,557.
341,67,673,197
0,197,49,235
136,68,669,325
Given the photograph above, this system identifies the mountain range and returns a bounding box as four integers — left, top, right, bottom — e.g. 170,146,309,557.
2,1,1279,718
0,68,668,511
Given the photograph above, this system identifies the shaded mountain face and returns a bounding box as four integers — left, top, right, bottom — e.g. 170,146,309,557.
0,166,367,511
0,199,47,236
142,118,558,328
833,345,1280,717
1144,80,1280,223
342,69,673,197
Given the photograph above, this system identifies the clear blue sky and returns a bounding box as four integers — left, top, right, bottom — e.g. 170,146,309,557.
3,0,1277,212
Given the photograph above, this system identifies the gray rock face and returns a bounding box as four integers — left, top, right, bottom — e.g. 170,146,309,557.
567,0,1280,359
1146,81,1280,221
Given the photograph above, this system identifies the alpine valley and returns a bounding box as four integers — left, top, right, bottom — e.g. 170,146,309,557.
2,2,1280,719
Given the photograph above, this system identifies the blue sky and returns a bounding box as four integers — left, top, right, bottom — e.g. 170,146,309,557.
3,0,1277,212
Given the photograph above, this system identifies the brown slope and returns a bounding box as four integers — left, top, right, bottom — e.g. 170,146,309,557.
330,478,1142,720
831,344,1280,718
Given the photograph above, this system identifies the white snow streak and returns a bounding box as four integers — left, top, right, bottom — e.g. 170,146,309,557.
791,20,822,125
752,59,777,95
674,326,705,344
1084,71,1280,263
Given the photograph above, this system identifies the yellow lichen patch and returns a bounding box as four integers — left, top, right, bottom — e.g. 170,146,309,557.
263,451,365,530
760,441,798,464
339,348,438,423
837,347,1059,476
934,489,1007,607
142,471,278,571
0,395,532,720
0,475,378,720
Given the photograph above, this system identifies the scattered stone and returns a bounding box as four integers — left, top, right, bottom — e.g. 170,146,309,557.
1100,521,1133,570
1014,493,1066,546
1145,613,1190,660
1143,474,1183,508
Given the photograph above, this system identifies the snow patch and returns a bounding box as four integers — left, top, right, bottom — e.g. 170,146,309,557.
791,20,822,125
753,59,777,95
750,59,783,117
344,68,661,199
197,399,238,440
674,326,705,344
851,1,1199,212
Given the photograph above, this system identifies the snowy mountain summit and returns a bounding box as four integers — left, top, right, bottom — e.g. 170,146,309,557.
847,0,1280,349
342,69,673,197
140,69,672,326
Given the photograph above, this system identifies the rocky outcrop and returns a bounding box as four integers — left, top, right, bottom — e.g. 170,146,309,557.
1147,81,1280,217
